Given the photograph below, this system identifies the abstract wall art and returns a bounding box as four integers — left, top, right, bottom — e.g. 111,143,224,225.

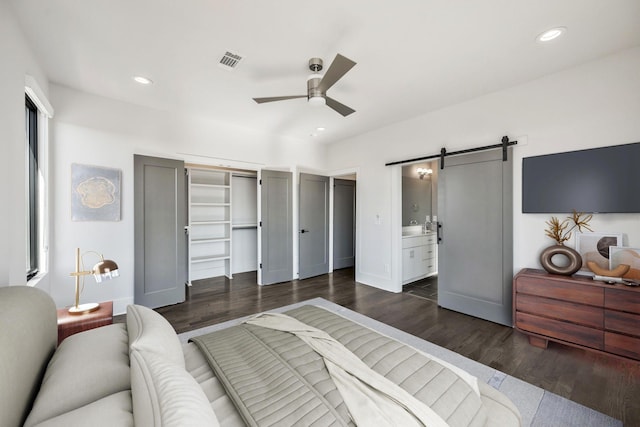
71,163,121,221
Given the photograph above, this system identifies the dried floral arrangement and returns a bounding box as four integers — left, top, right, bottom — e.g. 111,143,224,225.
545,210,593,245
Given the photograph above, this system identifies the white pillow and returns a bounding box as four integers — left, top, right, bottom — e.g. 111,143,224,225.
130,349,219,427
127,304,184,368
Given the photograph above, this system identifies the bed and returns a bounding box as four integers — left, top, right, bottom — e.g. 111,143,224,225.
183,305,521,426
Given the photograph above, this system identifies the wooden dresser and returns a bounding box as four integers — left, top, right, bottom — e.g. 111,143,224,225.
513,269,640,361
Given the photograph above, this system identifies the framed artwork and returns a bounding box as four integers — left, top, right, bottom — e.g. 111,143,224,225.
575,232,623,274
71,163,121,221
610,247,640,281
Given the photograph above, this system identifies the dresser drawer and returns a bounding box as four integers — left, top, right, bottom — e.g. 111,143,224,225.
516,294,603,329
515,276,603,306
402,235,427,249
422,259,437,275
605,332,640,360
605,287,640,315
422,247,436,261
516,312,603,349
605,310,640,337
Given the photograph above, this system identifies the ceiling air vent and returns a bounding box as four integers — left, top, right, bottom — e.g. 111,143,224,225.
219,51,243,70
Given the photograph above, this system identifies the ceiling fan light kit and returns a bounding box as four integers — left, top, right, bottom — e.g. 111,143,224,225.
253,54,356,116
308,96,326,106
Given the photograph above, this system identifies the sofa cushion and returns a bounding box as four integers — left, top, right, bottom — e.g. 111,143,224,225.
130,349,219,427
24,324,130,427
127,304,184,368
29,390,133,427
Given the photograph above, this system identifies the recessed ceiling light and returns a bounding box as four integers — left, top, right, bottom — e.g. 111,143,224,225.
133,76,153,85
537,27,566,43
316,127,326,132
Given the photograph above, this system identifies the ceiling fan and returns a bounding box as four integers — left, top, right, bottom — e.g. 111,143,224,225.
253,54,356,117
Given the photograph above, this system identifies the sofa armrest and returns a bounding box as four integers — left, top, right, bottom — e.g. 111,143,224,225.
0,286,57,427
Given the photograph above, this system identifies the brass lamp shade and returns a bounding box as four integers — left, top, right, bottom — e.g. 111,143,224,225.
93,259,119,283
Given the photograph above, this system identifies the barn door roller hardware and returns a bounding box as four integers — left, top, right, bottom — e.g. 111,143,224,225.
384,135,517,168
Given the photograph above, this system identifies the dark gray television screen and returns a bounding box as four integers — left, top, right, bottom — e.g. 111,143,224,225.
522,142,640,213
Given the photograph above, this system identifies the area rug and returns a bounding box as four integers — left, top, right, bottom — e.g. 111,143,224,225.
178,297,621,427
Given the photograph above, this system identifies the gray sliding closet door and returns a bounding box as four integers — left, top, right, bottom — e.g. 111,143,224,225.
134,155,186,308
437,149,513,326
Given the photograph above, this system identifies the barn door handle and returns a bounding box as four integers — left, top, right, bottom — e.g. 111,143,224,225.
300,229,309,233
437,222,442,243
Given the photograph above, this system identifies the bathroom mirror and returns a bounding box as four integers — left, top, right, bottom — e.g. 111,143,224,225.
402,162,436,226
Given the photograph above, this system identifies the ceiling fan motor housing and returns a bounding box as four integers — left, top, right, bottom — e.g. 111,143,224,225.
307,74,323,99
307,58,324,100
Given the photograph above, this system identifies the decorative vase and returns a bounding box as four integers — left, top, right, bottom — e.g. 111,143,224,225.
540,245,582,276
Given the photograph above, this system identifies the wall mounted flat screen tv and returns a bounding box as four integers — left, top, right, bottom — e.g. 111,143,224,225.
522,142,640,213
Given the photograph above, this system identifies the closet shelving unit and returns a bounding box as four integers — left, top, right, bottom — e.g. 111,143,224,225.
187,167,232,283
186,166,259,285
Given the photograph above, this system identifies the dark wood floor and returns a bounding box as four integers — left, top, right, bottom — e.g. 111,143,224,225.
123,268,640,425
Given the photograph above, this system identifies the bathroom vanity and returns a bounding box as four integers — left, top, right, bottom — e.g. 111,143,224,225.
402,228,437,284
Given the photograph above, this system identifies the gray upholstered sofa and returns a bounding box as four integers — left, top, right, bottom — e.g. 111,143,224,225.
0,285,224,427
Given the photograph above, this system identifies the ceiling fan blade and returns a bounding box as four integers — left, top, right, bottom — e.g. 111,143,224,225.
317,54,356,93
325,96,355,117
253,95,306,104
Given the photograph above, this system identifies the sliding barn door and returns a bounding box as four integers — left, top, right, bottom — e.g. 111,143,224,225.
437,149,513,325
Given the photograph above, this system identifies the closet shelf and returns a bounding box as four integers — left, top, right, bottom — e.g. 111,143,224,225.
191,183,230,189
191,220,231,225
191,237,231,244
191,202,230,207
191,255,230,263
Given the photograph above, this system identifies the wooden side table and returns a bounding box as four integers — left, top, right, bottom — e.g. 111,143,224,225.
57,301,113,345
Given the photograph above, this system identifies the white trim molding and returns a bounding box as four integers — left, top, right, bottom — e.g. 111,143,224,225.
25,75,54,118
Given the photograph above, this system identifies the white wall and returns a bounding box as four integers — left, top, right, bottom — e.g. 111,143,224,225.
0,2,50,287
327,47,640,292
49,85,327,313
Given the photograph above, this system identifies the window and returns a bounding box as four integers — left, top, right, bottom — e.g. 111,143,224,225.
25,75,53,285
26,95,39,280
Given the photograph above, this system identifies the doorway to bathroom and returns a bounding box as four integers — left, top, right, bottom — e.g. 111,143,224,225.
401,161,438,300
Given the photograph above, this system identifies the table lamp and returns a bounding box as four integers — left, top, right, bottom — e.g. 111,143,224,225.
69,247,119,314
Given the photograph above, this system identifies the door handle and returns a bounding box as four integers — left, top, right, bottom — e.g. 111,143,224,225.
300,229,309,233
437,222,442,243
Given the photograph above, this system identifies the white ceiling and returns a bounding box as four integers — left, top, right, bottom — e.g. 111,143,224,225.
9,0,640,144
